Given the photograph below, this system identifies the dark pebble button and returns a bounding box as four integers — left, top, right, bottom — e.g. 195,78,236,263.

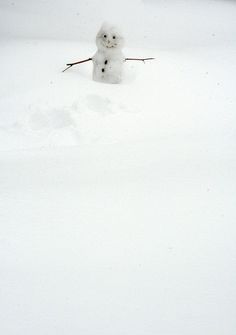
102,68,105,72
104,60,108,65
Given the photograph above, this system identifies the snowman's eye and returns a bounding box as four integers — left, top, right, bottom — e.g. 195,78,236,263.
113,36,116,39
103,34,107,38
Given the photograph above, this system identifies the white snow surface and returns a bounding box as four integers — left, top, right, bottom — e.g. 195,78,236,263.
0,1,236,334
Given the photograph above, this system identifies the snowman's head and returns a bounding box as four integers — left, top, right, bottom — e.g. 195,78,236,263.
96,22,124,52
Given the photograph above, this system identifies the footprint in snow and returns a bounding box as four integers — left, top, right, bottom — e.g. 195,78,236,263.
29,108,75,130
86,94,112,115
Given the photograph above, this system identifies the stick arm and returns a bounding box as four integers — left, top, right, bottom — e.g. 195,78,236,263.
62,57,92,72
125,57,155,63
62,56,154,73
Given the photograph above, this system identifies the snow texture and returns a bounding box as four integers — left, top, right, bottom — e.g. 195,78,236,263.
0,1,236,335
93,23,125,84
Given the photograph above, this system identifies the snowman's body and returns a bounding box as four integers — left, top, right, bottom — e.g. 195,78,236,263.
92,49,125,84
92,23,125,84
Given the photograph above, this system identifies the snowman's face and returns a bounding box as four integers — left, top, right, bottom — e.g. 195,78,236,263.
96,24,124,51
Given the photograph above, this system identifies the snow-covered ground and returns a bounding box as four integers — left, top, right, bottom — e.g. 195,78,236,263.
0,1,236,334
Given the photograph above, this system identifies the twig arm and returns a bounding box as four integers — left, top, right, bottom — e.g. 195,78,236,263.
62,57,92,72
62,56,154,72
125,57,155,63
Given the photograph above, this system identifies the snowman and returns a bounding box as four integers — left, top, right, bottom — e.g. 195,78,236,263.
63,22,154,84
92,22,125,84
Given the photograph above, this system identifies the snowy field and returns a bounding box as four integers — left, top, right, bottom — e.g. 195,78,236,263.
0,0,236,334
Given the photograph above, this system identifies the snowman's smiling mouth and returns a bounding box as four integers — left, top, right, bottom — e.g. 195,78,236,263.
102,41,117,49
